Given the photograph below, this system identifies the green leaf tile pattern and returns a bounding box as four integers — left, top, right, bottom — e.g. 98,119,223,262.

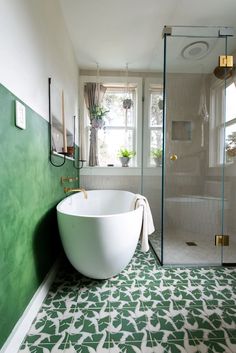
19,244,236,352
0,84,79,348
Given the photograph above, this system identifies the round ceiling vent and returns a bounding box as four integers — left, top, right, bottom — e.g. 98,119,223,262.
181,41,209,60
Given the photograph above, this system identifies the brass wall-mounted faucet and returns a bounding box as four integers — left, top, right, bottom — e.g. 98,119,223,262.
64,187,88,199
61,176,79,184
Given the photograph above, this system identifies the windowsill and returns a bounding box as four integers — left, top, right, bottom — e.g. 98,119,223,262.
80,166,162,176
208,160,236,177
52,151,74,161
209,160,236,168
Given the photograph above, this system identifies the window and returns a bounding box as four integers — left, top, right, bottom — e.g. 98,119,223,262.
210,81,236,166
148,85,163,166
225,83,236,163
96,86,137,166
97,86,136,166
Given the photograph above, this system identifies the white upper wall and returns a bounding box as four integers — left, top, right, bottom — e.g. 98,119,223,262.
0,0,78,127
60,0,236,71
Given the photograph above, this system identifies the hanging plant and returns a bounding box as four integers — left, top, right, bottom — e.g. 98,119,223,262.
158,98,163,110
123,98,133,109
89,104,109,129
122,63,133,110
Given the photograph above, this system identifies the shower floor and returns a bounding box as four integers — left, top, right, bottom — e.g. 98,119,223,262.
149,228,236,265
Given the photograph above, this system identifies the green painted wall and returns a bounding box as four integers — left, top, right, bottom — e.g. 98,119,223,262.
0,84,79,348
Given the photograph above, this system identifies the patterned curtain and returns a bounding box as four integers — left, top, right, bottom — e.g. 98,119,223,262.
84,83,106,166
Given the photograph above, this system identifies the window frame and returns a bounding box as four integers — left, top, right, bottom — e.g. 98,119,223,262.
80,76,142,170
209,78,236,167
143,78,163,168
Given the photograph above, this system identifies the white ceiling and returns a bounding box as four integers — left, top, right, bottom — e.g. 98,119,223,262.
59,0,236,72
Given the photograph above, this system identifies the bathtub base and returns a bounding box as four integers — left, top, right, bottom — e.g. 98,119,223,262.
57,190,143,279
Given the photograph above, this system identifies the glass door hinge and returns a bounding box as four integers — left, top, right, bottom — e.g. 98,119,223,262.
215,234,229,246
219,55,234,68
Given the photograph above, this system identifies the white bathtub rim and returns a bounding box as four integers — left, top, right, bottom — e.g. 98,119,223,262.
56,189,141,218
57,207,141,219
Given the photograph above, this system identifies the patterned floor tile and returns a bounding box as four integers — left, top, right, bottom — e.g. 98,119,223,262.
23,307,74,347
65,341,110,352
109,285,141,306
149,330,194,344
67,308,110,343
220,315,236,329
196,338,235,353
19,343,66,352
42,289,79,310
151,339,199,353
226,328,236,338
75,284,110,309
142,300,180,311
189,328,230,342
18,244,236,353
109,340,153,353
109,307,149,343
183,313,223,331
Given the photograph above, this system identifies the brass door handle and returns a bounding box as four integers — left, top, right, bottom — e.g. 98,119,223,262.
170,154,178,161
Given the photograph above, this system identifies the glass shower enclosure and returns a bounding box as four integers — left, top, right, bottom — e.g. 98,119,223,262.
150,26,236,265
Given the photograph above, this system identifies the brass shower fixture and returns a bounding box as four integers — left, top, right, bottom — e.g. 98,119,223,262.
219,55,233,68
61,176,79,183
214,55,234,80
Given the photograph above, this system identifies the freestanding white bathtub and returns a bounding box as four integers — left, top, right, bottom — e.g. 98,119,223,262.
56,190,143,279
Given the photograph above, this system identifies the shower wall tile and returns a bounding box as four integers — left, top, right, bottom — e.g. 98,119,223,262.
165,196,222,238
0,84,78,348
80,175,141,194
204,180,230,199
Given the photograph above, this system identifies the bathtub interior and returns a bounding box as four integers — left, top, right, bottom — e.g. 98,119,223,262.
57,190,137,217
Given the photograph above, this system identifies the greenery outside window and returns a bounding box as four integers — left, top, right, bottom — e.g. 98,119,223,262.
210,80,236,166
97,86,137,166
148,84,163,166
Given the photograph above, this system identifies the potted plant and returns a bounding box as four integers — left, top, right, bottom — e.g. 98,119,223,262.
89,104,109,129
151,148,162,166
118,148,136,167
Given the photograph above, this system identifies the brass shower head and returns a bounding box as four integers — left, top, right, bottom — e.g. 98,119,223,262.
213,66,233,80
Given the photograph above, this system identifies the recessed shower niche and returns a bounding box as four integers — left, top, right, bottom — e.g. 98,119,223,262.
171,121,192,141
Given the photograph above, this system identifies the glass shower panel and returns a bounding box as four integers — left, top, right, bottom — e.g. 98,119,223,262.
163,30,228,265
222,35,236,264
142,77,163,262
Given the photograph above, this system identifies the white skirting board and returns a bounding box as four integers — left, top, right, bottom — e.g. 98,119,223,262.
0,260,58,353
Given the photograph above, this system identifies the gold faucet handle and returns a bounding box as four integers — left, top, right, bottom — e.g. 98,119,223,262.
170,154,178,161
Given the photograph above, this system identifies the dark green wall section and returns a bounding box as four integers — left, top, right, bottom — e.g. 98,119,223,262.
0,84,79,348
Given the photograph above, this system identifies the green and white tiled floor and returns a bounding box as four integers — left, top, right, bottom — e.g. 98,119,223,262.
19,244,236,352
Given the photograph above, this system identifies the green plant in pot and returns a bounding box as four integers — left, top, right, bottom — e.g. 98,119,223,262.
151,148,162,166
89,104,109,129
118,148,136,167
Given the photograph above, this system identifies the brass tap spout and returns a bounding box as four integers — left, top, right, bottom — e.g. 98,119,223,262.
64,187,88,199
